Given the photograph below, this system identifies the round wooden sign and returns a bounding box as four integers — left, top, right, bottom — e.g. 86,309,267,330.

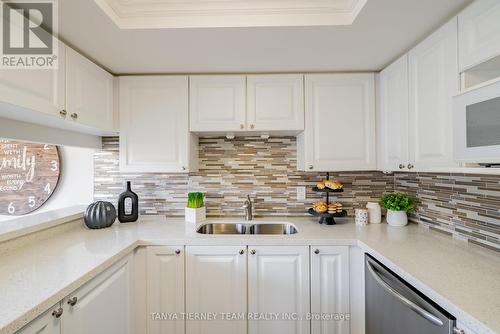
0,140,60,216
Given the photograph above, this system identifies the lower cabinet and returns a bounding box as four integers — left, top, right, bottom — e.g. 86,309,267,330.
61,255,134,334
18,245,351,334
17,254,134,334
186,246,247,334
16,304,62,334
147,246,185,334
248,246,310,334
311,246,350,334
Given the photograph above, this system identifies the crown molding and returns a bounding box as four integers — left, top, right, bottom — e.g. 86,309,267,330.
94,0,368,29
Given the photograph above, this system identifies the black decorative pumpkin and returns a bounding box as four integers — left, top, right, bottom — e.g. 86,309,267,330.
84,201,117,229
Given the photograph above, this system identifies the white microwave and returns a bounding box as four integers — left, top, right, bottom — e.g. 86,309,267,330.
454,79,500,164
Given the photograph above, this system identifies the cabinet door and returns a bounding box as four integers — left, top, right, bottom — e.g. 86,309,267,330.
66,47,114,131
377,55,409,171
189,75,246,132
247,74,304,131
299,74,376,171
408,18,459,170
17,304,61,334
459,0,500,71
186,246,247,334
248,246,310,334
147,246,185,334
119,76,195,173
0,41,65,117
311,246,350,334
62,256,133,334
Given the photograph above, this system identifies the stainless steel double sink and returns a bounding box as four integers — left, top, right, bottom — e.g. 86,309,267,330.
197,222,298,235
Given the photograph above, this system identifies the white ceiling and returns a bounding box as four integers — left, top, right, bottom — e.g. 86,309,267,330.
93,0,369,29
58,0,472,74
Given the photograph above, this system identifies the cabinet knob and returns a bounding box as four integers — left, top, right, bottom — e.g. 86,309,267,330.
70,113,78,120
182,166,186,171
314,249,320,254
399,164,405,170
52,308,63,318
250,249,256,255
59,109,67,117
240,124,244,130
239,249,245,255
250,124,255,129
67,297,78,306
175,249,181,255
308,165,314,170
407,164,414,170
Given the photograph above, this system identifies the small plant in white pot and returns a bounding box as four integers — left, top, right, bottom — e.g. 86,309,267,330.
185,192,206,223
379,193,416,227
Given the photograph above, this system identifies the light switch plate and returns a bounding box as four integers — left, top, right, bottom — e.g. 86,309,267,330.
297,186,306,201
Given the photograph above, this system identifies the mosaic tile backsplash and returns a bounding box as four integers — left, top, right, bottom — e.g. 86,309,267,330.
94,137,500,251
395,172,500,252
94,137,393,217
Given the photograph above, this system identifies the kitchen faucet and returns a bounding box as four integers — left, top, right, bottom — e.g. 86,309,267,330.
243,195,253,221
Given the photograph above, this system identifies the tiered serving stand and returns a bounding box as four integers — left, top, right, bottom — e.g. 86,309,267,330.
308,172,347,225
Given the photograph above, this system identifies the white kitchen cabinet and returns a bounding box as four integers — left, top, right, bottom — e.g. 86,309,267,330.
189,75,247,132
311,246,350,334
186,246,247,334
248,246,310,334
66,47,115,131
247,74,304,132
0,41,65,118
377,55,410,171
61,255,133,334
17,304,62,334
408,18,459,170
298,73,376,171
458,0,500,72
147,246,185,334
119,75,198,173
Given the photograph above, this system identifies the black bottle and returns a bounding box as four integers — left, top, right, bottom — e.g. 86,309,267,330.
118,181,139,223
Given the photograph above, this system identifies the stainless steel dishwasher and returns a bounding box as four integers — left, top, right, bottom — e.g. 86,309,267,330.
365,254,463,334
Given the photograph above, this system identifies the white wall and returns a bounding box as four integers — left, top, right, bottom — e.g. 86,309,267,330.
0,145,94,222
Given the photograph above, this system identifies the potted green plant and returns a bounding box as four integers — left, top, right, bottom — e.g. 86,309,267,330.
185,192,206,223
379,193,416,227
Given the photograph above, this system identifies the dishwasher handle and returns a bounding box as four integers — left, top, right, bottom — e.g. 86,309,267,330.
366,257,444,327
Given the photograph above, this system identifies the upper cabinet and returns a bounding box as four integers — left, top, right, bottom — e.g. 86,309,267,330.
0,41,116,136
189,75,246,132
119,76,197,173
298,73,376,171
189,74,305,133
378,19,459,172
247,74,304,132
66,47,115,132
408,18,459,170
0,40,65,117
377,55,409,172
118,75,200,174
458,0,500,71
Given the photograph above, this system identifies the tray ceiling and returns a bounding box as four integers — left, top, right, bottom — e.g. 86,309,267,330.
94,0,369,29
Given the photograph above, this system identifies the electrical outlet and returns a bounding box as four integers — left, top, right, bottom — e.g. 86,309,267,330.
297,186,306,201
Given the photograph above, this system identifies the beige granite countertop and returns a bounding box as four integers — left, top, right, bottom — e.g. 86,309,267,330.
0,215,499,334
